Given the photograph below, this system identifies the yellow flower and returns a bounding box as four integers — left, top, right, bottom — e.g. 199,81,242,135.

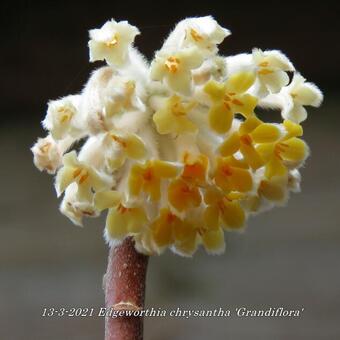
256,120,309,179
252,48,294,96
94,190,148,240
181,152,209,186
218,115,282,170
106,204,148,240
168,178,202,212
204,72,258,133
104,78,144,116
150,47,204,95
43,95,81,140
214,156,253,193
153,95,197,135
88,19,140,66
128,160,179,201
150,208,180,247
173,212,225,255
281,73,323,123
257,176,288,203
106,130,147,169
31,135,62,174
204,187,246,230
55,151,110,198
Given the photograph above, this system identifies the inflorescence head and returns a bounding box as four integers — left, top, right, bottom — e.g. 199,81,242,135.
32,16,323,256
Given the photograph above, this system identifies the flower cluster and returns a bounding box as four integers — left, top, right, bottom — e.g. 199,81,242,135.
32,17,323,256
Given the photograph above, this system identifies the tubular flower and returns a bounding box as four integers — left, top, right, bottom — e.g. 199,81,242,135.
256,120,309,179
150,47,204,95
150,208,179,248
252,48,294,97
60,183,100,226
105,130,147,169
204,188,246,230
89,19,140,66
55,151,111,198
163,16,230,56
218,115,283,170
31,135,65,174
152,95,197,135
104,77,145,116
128,160,179,201
173,211,225,256
94,190,148,240
168,178,202,212
43,95,82,140
280,73,323,123
181,152,209,186
32,17,323,256
204,72,258,133
214,156,253,193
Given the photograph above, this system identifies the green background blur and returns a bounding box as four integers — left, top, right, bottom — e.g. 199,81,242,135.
1,1,339,339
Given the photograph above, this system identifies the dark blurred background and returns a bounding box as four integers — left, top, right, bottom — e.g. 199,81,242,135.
1,1,340,339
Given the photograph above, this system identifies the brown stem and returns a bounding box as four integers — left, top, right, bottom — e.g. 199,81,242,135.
104,237,149,340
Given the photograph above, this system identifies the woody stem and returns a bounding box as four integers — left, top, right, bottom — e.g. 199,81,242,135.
104,237,149,340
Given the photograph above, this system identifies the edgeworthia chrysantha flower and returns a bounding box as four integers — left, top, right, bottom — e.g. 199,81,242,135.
31,16,323,256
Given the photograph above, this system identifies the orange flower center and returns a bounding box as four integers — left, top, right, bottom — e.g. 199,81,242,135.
165,56,180,73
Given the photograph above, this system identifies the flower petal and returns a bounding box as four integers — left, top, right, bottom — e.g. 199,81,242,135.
94,190,121,211
209,103,233,134
202,228,225,254
226,71,256,94
221,200,245,229
250,123,282,143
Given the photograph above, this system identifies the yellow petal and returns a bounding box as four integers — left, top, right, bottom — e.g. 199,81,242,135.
182,154,208,186
239,115,262,135
151,209,177,247
204,205,220,230
230,167,253,192
143,177,161,201
256,143,276,163
128,164,144,197
250,123,281,143
209,103,233,134
236,94,258,117
173,219,196,242
202,228,225,253
204,80,225,101
94,190,121,211
153,102,197,135
55,166,75,195
127,207,147,233
219,132,240,157
226,71,256,93
226,156,249,169
283,120,303,140
176,117,198,134
89,168,109,192
265,156,287,179
153,160,179,178
125,134,147,159
174,237,198,256
215,164,253,193
168,179,201,212
220,200,245,229
239,136,265,170
167,72,192,96
173,220,198,256
204,187,222,205
106,208,129,239
280,138,308,162
294,84,322,106
259,179,286,202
